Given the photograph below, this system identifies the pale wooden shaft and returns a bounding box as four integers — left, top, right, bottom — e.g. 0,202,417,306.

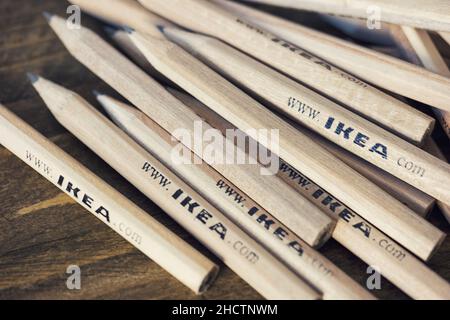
105,27,175,86
98,94,374,299
164,27,444,216
173,91,450,299
138,0,450,144
46,14,334,248
400,26,450,141
129,27,445,261
440,32,450,46
214,0,442,142
0,104,218,294
423,138,450,224
32,76,319,300
298,128,435,217
242,0,450,32
214,1,436,142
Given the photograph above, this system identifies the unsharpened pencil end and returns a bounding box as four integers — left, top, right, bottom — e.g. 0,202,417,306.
42,11,54,22
26,72,39,84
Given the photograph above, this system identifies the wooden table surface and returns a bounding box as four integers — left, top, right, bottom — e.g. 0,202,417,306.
0,0,449,300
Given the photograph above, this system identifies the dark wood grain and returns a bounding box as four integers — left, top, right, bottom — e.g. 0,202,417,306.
0,0,448,300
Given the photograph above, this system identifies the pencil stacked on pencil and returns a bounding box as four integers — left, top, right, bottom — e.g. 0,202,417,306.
30,74,320,300
0,103,219,295
1,0,449,300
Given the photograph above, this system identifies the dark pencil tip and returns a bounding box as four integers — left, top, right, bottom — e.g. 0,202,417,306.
92,90,103,98
122,26,135,34
42,11,54,22
103,26,118,36
157,25,166,33
26,72,39,84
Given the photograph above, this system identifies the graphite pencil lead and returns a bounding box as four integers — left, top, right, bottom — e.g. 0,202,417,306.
42,11,54,22
26,72,39,84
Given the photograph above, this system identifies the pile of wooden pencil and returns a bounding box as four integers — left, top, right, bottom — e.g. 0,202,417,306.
1,0,449,299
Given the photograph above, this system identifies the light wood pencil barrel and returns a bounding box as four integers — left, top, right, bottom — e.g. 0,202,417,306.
31,75,320,300
126,27,445,261
97,94,374,300
175,92,450,300
45,14,334,248
241,0,450,32
0,104,218,295
295,127,435,217
214,0,443,142
138,0,444,147
163,27,445,215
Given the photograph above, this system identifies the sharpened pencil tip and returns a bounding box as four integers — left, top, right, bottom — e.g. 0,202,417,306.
92,90,103,98
26,72,39,84
123,26,135,35
42,11,54,22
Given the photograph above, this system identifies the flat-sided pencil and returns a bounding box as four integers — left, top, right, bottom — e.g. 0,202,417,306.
0,103,218,295
174,91,450,299
163,27,448,214
104,27,157,76
171,88,434,217
138,0,450,127
242,0,450,32
440,32,450,47
44,13,335,248
97,93,374,300
295,127,436,218
215,0,447,142
127,27,446,261
31,75,320,300
400,26,450,141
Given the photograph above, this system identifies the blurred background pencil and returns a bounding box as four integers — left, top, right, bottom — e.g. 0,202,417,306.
241,0,450,32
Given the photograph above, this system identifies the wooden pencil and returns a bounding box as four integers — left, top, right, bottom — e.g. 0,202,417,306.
31,75,320,300
174,90,450,299
171,87,435,218
423,138,450,224
163,27,447,214
293,127,435,218
241,0,450,32
400,26,450,141
104,27,158,76
0,102,218,295
45,13,335,248
440,32,450,46
138,1,450,131
68,0,172,37
97,93,374,300
128,28,446,261
215,0,450,138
